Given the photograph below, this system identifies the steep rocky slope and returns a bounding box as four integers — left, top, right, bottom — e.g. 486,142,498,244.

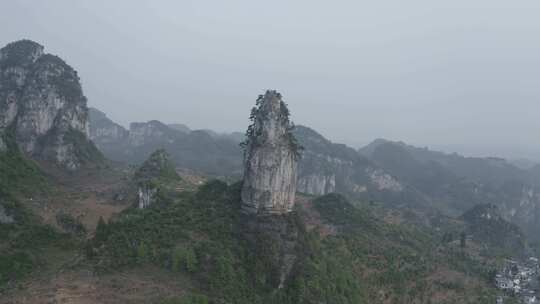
0,40,122,295
240,90,299,215
293,126,434,211
88,109,424,210
0,40,102,170
134,149,180,209
88,108,129,146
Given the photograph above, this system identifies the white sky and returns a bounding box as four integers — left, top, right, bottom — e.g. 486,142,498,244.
2,0,540,160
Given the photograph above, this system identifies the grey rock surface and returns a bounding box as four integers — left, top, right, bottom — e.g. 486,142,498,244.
241,90,299,215
0,40,100,169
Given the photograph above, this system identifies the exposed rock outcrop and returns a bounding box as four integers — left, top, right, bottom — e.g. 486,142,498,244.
0,40,102,169
138,186,158,209
134,149,180,209
294,126,412,209
240,90,300,215
297,173,336,196
89,108,129,145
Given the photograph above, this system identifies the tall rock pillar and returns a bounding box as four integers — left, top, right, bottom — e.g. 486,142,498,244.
241,90,300,215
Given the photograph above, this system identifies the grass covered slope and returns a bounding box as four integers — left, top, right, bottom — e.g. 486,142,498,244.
87,180,503,304
0,189,78,289
0,134,48,195
0,140,78,289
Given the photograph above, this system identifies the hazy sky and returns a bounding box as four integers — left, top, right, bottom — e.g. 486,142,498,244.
2,1,540,160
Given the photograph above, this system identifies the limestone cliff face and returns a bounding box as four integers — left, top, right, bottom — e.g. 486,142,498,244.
297,171,336,196
88,108,129,145
138,186,158,209
294,126,404,200
134,149,180,209
0,40,100,169
241,90,299,215
128,120,178,147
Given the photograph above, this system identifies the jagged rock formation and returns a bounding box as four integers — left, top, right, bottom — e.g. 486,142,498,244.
87,105,540,242
88,108,410,207
240,90,300,215
138,186,158,209
88,108,416,207
133,149,180,209
292,125,422,213
0,40,101,169
295,126,404,195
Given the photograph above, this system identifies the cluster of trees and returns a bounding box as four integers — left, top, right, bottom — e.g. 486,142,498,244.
0,191,75,288
84,180,503,303
240,93,303,160
87,181,369,303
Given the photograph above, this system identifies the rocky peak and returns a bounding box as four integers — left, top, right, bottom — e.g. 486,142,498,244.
0,40,44,68
135,149,178,181
0,40,101,169
241,90,300,215
134,149,179,209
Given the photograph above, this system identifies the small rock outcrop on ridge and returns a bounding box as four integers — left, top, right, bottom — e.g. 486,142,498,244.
134,149,180,209
240,90,301,215
0,40,102,169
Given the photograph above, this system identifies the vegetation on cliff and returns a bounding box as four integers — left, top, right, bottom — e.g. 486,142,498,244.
0,190,74,289
86,180,502,303
0,131,47,195
241,91,302,160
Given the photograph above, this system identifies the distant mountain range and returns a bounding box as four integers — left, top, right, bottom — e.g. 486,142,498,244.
89,108,243,176
2,39,530,303
360,138,540,240
88,107,540,243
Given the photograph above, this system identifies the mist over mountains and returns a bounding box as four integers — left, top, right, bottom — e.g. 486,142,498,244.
89,105,540,245
3,37,540,303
